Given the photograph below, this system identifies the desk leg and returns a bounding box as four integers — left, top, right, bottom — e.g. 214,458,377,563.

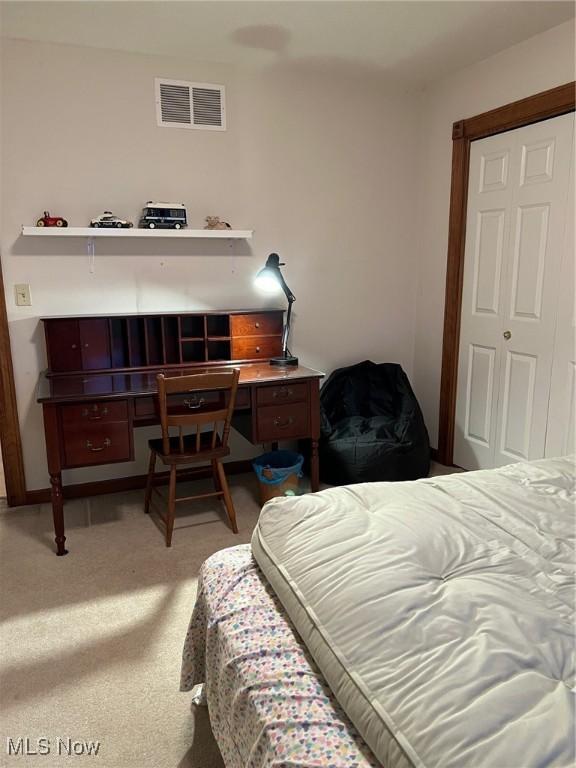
310,440,319,491
50,473,67,556
310,380,321,492
43,404,68,556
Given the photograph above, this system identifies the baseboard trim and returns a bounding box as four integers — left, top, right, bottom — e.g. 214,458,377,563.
24,459,254,506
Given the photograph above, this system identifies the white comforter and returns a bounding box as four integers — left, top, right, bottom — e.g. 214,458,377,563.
252,457,575,768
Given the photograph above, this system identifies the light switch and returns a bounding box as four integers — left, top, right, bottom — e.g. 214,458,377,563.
15,284,31,306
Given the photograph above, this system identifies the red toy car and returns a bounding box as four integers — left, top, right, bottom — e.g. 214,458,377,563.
36,211,68,227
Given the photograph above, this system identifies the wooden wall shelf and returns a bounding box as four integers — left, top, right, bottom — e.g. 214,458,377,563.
22,226,253,239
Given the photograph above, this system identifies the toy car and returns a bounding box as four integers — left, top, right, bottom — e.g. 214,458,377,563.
139,202,187,229
36,211,68,227
90,211,133,228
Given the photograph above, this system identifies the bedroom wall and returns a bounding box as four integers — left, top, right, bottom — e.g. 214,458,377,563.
412,20,576,449
0,38,421,491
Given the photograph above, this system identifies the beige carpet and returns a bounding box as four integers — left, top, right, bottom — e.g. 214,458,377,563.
0,463,456,768
0,474,263,768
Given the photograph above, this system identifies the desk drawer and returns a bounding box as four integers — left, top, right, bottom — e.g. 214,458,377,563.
231,313,283,337
61,400,128,425
231,336,282,361
134,388,251,419
256,402,309,441
63,421,132,467
256,382,308,406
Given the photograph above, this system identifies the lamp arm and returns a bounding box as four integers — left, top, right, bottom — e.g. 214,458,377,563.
282,296,294,356
277,271,295,303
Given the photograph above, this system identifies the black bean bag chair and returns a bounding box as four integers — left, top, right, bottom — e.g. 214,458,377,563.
319,361,430,485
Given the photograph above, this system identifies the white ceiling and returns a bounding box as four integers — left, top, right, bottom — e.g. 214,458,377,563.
1,1,574,87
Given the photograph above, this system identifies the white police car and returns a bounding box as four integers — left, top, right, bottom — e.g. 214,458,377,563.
90,211,133,228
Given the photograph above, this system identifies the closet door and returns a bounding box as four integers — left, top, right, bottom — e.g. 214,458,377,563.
492,114,574,466
454,132,513,470
454,112,574,470
545,152,575,458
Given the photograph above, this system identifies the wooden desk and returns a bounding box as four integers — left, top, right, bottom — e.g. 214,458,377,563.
38,363,323,555
35,309,323,556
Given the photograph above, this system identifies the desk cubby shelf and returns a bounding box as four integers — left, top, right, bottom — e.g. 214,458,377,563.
42,310,284,375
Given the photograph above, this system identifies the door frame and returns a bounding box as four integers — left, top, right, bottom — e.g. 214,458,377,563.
0,254,27,505
437,82,576,465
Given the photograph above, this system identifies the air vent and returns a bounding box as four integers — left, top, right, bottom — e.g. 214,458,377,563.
155,78,226,131
159,82,191,124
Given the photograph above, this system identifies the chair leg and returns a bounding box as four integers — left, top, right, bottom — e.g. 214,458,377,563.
216,461,238,534
144,450,156,514
166,465,177,547
211,459,221,492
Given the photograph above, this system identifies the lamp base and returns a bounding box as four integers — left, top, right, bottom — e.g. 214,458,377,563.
270,355,299,367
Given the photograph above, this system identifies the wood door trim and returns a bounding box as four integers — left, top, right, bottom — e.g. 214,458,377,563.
0,256,27,504
438,82,575,465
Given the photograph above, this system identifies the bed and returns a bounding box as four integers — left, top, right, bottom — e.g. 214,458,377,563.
181,544,380,767
182,456,575,767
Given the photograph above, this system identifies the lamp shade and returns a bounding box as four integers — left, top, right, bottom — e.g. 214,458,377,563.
254,268,282,294
254,253,285,294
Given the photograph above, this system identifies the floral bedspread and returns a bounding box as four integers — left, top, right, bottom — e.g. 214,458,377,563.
181,544,378,768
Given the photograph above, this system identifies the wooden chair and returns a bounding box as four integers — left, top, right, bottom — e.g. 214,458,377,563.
144,368,240,546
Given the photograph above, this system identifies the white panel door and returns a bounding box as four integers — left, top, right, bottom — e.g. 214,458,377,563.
545,150,576,458
454,133,513,469
455,112,574,470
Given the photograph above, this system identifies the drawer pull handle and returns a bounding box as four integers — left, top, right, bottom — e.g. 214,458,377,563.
86,438,111,452
71,343,78,350
255,322,260,328
273,416,295,429
82,406,108,420
256,346,261,353
272,387,293,399
183,397,205,410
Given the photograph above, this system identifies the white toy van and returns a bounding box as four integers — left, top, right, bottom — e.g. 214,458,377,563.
139,202,187,229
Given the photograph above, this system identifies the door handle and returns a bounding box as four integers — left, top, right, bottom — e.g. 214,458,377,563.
273,416,295,429
272,387,293,399
503,330,512,340
82,406,108,420
86,438,111,452
183,397,205,409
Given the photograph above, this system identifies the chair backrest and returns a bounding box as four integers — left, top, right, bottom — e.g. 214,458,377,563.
156,369,240,456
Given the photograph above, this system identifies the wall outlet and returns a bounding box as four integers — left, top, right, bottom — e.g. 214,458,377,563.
15,284,32,306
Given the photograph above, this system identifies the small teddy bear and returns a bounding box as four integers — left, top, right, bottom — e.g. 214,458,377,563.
204,216,231,230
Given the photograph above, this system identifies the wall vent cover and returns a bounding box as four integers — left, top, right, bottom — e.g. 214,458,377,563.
155,78,226,131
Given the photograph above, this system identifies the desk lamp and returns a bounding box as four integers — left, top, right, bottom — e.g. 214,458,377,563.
254,253,298,366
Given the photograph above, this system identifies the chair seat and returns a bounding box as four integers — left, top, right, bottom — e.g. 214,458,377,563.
149,432,230,465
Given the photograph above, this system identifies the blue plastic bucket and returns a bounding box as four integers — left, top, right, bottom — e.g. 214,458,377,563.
252,450,304,504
